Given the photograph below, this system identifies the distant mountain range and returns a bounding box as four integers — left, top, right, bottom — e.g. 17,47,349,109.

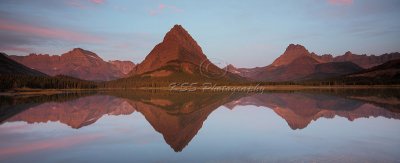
331,58,400,84
1,24,400,83
226,44,400,82
8,48,135,81
349,59,400,78
0,52,97,90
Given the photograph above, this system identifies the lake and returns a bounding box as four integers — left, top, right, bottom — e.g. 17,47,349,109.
0,89,399,162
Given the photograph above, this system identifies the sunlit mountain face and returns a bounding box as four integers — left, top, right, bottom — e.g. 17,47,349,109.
0,90,399,162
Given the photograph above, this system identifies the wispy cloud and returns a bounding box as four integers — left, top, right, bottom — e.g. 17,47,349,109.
328,0,353,5
149,4,183,16
90,0,105,5
0,133,102,156
0,46,32,53
0,18,104,43
66,0,87,9
67,0,105,9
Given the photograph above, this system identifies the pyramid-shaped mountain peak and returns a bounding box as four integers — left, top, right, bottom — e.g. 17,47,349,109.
161,24,203,54
127,25,243,81
167,25,189,36
129,24,209,75
271,44,311,66
164,25,191,41
284,44,309,55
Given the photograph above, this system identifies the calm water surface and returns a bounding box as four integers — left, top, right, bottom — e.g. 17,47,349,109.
0,90,399,163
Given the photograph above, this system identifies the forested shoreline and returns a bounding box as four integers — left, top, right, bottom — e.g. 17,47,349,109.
0,75,97,91
1,74,399,92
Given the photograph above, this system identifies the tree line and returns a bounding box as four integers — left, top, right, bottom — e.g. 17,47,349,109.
0,75,97,90
1,73,398,91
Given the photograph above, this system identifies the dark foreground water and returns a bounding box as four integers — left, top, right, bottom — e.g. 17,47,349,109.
0,89,399,163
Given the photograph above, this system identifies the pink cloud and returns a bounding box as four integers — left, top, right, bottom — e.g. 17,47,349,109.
0,134,102,156
67,0,105,9
0,46,32,53
67,0,87,9
0,18,104,43
328,0,353,5
90,0,105,4
159,4,166,9
149,4,183,16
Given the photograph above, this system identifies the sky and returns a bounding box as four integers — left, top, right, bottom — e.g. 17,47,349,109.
0,0,399,67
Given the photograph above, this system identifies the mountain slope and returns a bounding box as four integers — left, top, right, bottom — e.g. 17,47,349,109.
0,53,97,90
333,51,400,69
9,48,129,81
348,59,400,79
227,44,399,82
129,25,208,76
258,55,320,81
0,53,47,76
108,60,135,75
303,59,400,85
303,61,363,80
271,44,313,66
227,44,328,81
125,25,243,82
226,44,318,81
224,64,265,79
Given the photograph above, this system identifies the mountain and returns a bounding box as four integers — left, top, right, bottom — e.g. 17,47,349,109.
127,25,242,81
333,51,400,69
303,61,363,80
224,64,264,79
129,25,206,75
0,52,47,76
230,44,361,82
349,59,400,78
9,48,130,81
226,44,325,81
259,54,321,81
1,52,98,90
227,44,399,82
108,60,135,75
339,59,400,84
305,59,400,85
272,44,316,66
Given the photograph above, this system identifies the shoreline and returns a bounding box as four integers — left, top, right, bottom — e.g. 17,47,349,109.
1,85,400,96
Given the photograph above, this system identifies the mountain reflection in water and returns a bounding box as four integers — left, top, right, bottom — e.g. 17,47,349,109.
0,90,400,161
1,89,399,154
